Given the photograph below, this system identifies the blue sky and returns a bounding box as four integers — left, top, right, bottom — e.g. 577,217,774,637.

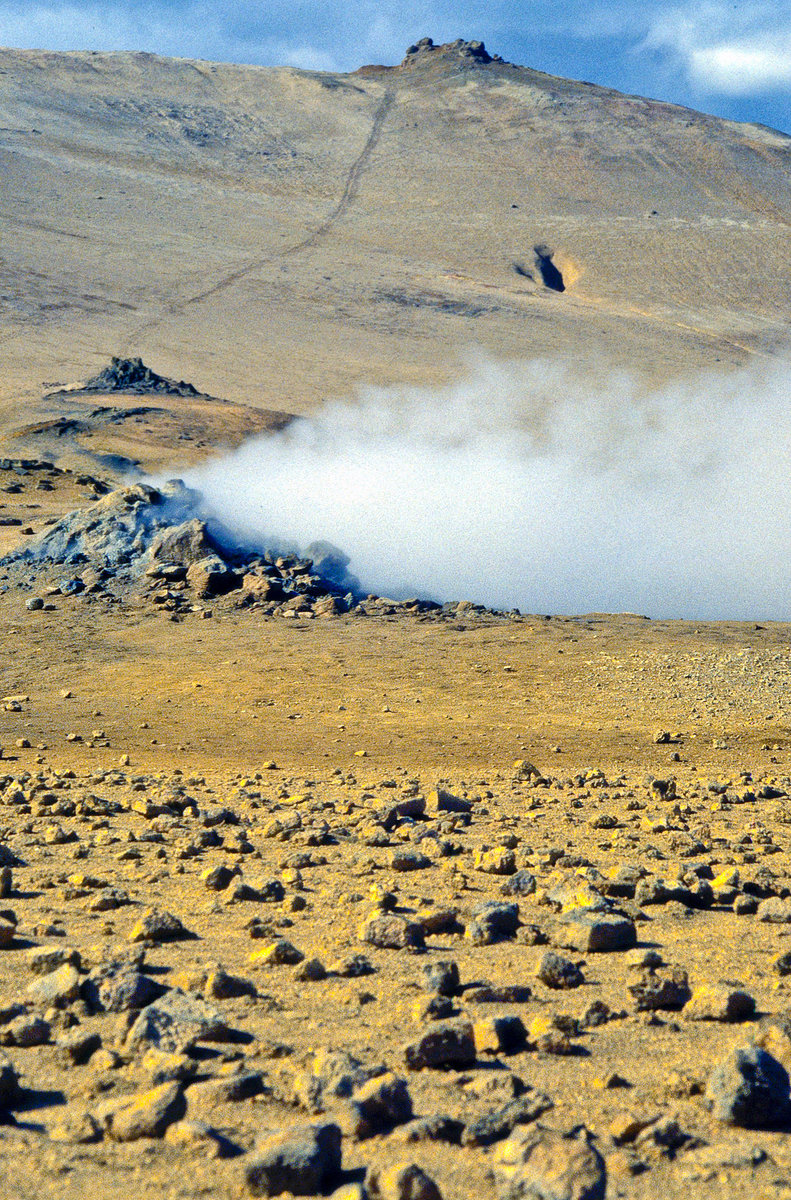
1,2,789,133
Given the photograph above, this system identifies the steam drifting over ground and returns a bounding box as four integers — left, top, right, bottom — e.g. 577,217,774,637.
177,354,791,620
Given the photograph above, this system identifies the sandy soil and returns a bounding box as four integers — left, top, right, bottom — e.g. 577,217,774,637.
0,464,791,1199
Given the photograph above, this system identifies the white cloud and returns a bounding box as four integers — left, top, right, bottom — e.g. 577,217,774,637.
689,36,791,93
644,3,791,94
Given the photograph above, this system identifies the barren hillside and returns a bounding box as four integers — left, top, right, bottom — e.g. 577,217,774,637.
1,36,789,425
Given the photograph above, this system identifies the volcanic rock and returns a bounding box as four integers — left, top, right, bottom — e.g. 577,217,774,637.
365,1161,443,1200
79,356,201,396
244,1121,342,1197
124,989,235,1053
95,1081,186,1141
705,1044,790,1128
403,1020,476,1070
493,1125,607,1200
466,901,519,945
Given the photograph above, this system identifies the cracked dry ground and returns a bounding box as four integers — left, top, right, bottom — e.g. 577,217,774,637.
2,593,791,1199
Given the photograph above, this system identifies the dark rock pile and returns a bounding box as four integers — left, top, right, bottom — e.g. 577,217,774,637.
401,38,505,67
1,481,366,614
1,481,471,619
59,356,202,398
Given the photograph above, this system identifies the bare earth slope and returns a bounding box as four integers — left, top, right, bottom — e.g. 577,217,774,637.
1,37,790,423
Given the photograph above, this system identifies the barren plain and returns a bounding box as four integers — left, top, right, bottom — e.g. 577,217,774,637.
1,34,791,1200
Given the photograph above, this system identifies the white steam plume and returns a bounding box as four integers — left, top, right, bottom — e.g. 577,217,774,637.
177,353,791,620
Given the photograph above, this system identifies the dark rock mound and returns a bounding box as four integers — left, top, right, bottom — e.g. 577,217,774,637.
76,357,201,397
0,480,363,611
401,38,505,67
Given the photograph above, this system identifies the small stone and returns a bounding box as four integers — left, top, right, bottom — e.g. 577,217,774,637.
552,910,637,953
494,1125,607,1200
466,901,519,946
473,1016,527,1055
412,995,454,1023
391,848,432,872
360,914,425,951
125,989,234,1053
83,960,164,1013
474,847,517,875
96,1081,186,1141
536,951,585,990
462,1092,554,1147
394,1114,464,1144
421,960,460,996
294,1049,385,1113
341,1072,413,1139
141,1048,198,1084
49,1108,102,1144
249,939,304,967
26,946,81,976
56,1030,102,1065
0,1013,51,1047
629,966,691,1011
205,966,257,999
165,1118,233,1158
756,897,791,923
609,1112,652,1144
706,1044,790,1128
404,1020,476,1070
415,907,461,936
366,1162,443,1200
425,788,472,815
186,1071,268,1110
501,870,537,897
26,964,81,1008
244,1121,342,1197
129,908,191,943
201,864,236,891
294,957,327,982
0,1049,19,1107
683,985,756,1022
329,954,375,977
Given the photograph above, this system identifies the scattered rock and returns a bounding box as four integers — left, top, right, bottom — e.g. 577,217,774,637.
244,1121,342,1197
493,1125,607,1200
536,951,585,990
551,910,636,953
403,1020,476,1070
705,1044,790,1128
125,989,236,1053
421,960,460,996
366,1161,443,1200
683,985,755,1022
473,1015,527,1055
0,1049,19,1108
462,1091,554,1147
129,908,192,943
26,963,81,1008
628,965,691,1011
96,1081,186,1141
466,901,519,945
474,847,517,875
360,914,425,951
341,1072,414,1139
